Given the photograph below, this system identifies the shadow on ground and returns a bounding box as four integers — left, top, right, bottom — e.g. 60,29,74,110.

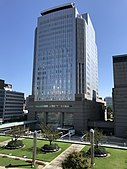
25,147,46,154
5,163,32,168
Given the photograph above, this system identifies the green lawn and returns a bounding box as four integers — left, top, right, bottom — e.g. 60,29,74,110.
1,137,126,169
0,156,37,168
0,135,11,142
0,138,71,162
82,146,127,169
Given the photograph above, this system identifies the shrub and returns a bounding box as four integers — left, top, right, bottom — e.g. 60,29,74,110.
86,146,108,157
42,143,59,152
6,140,23,149
62,151,90,169
94,146,108,155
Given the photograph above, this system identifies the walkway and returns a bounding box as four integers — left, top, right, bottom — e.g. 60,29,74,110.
40,144,85,169
0,139,12,147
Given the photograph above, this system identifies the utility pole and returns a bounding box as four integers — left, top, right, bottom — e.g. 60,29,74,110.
31,131,37,168
90,129,94,169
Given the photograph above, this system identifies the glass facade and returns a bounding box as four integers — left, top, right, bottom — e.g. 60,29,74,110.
33,3,98,101
36,111,73,128
36,112,45,124
48,112,61,124
34,6,76,101
64,112,73,125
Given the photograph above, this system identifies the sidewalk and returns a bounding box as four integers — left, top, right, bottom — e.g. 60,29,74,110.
0,139,12,147
40,144,85,169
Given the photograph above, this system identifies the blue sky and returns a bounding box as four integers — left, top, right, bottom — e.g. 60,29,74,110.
0,0,127,98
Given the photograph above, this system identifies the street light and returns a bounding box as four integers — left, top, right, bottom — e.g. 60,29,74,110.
90,129,94,169
31,130,37,168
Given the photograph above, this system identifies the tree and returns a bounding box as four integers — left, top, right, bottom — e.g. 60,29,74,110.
40,125,60,145
107,105,112,113
5,126,26,149
62,151,90,169
83,128,104,147
6,126,26,141
83,129,108,157
107,105,113,120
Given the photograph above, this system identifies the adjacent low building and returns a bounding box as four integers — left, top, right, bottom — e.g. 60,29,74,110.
0,79,24,123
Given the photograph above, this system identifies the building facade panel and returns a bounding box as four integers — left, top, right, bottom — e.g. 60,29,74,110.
113,54,127,137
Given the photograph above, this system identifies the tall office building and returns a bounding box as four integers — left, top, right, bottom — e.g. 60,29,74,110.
32,3,98,101
27,3,103,132
113,54,127,137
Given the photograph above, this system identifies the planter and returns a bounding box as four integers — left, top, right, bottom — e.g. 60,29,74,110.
95,153,107,157
5,140,24,149
86,146,108,158
5,145,24,149
41,144,60,152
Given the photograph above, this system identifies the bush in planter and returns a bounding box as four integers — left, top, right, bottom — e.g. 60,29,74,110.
86,146,108,157
62,151,90,169
94,146,108,156
6,140,23,148
42,143,59,151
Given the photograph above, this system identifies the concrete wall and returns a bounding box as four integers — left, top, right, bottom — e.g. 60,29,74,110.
113,55,127,138
113,88,127,137
27,99,105,132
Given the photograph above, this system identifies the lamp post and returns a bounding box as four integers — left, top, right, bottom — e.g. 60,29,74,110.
31,130,37,168
69,131,71,140
90,129,94,169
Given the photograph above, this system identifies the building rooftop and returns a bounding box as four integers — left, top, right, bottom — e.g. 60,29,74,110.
113,54,127,63
41,3,75,16
113,54,127,58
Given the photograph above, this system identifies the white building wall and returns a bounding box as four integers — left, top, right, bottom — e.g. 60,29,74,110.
82,14,98,100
